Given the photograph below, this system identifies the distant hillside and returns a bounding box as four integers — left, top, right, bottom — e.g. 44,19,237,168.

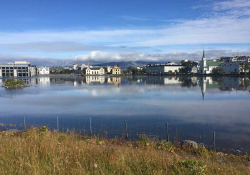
94,61,163,70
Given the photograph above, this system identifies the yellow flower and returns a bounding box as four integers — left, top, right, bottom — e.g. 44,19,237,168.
146,143,149,146
218,168,220,171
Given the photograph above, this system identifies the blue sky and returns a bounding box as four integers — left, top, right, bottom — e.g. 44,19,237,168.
0,0,250,65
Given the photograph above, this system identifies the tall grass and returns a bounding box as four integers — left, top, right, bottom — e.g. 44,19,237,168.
0,127,249,175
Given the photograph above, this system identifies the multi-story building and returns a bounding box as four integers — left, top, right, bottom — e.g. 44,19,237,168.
0,61,37,77
111,66,121,75
146,64,183,74
220,62,250,74
86,67,105,75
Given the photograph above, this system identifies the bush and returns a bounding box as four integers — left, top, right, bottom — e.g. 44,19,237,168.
5,78,24,87
171,160,206,175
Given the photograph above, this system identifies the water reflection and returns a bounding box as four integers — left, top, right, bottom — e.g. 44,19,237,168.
1,76,250,152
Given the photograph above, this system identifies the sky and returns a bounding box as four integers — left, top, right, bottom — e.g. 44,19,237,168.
0,0,250,65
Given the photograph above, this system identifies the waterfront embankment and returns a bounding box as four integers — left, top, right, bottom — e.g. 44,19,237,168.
0,127,249,175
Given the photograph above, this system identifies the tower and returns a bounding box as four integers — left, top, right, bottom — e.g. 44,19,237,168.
200,49,207,74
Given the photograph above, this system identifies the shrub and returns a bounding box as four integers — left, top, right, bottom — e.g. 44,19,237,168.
5,78,24,87
171,160,206,175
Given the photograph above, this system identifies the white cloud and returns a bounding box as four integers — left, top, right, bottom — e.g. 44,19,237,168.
0,0,250,63
72,50,250,63
213,0,250,11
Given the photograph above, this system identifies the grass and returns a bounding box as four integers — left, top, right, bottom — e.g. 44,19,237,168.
5,78,24,88
0,127,250,175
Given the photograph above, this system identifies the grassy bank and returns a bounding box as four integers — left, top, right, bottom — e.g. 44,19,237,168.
0,128,249,175
4,78,25,88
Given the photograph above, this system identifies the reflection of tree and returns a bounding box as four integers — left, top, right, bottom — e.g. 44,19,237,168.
179,77,198,87
239,77,250,88
211,77,225,84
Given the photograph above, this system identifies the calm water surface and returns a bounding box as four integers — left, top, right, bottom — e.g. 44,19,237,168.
0,76,250,153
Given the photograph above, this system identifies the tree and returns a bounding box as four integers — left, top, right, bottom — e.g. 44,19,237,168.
240,62,250,75
212,67,225,74
179,68,185,74
102,66,108,72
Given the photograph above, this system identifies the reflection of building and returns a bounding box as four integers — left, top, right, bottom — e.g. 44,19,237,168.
0,61,37,77
86,76,105,84
146,77,181,85
86,67,105,75
38,67,50,75
199,50,220,74
111,66,121,75
220,77,250,91
146,64,183,74
110,77,121,85
200,77,220,100
39,77,50,85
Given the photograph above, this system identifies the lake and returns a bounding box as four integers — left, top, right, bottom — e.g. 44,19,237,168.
0,75,250,153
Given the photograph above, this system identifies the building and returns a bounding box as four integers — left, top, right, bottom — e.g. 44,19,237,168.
231,56,250,63
221,62,249,74
111,66,121,75
199,50,221,74
185,66,198,74
86,67,105,75
38,67,50,75
0,61,37,77
146,64,183,74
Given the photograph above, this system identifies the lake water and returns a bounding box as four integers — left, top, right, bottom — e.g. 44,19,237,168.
0,76,250,153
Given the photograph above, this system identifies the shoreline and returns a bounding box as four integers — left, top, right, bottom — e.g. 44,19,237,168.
37,74,250,77
1,127,249,174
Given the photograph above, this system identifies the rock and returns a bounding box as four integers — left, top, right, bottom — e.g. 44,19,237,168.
181,140,198,149
5,129,19,134
199,143,205,148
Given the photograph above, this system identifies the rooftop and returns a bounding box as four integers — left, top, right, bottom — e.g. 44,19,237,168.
207,61,221,66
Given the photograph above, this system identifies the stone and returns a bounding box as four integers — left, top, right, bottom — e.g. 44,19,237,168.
5,129,19,134
181,140,198,149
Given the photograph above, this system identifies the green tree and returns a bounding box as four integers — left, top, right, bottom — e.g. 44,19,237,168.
240,62,250,75
212,67,225,74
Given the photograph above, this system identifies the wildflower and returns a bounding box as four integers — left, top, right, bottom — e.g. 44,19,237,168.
218,168,220,171
94,164,98,168
146,143,150,146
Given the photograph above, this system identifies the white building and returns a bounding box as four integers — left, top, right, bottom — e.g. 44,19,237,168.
38,67,50,75
0,61,37,77
107,66,112,73
221,62,249,74
86,67,105,75
199,50,221,74
231,56,250,63
73,64,79,71
146,64,183,74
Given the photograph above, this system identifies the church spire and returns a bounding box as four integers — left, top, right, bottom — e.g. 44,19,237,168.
203,49,205,58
